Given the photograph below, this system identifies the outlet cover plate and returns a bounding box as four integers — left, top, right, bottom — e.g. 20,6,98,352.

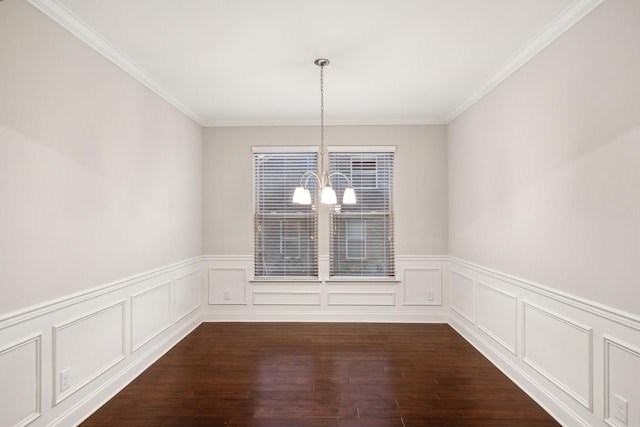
614,394,628,425
60,368,71,392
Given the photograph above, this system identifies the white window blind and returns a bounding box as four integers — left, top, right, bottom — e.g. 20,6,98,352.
253,151,318,278
329,149,395,278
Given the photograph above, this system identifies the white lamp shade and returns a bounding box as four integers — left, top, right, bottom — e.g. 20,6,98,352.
292,186,305,204
321,186,337,204
342,186,356,204
300,188,312,205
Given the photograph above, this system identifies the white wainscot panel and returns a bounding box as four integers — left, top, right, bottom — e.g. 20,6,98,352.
131,281,172,352
253,292,321,306
209,267,247,305
523,303,592,409
403,268,442,306
328,292,395,306
604,337,640,427
450,270,476,323
174,270,201,322
53,301,125,405
0,334,41,427
477,282,517,355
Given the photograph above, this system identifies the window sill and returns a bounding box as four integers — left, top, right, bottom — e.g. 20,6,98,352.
326,278,400,284
249,278,399,284
250,278,323,284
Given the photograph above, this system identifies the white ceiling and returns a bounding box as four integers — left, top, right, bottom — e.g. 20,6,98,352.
30,0,601,126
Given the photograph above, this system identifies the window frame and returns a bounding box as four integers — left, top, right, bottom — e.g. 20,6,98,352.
252,146,319,280
327,146,396,280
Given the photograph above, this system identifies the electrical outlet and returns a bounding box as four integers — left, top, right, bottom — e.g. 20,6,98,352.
614,394,628,425
223,290,230,300
60,368,71,392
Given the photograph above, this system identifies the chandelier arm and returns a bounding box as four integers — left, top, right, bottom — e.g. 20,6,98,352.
327,171,353,187
298,171,321,188
304,172,320,188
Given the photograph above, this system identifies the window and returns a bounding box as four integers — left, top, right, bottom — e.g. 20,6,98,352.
253,148,318,278
329,148,395,278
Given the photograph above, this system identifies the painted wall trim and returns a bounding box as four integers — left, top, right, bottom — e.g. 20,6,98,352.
201,254,450,323
449,269,476,324
26,0,204,125
3,254,639,426
51,318,201,427
451,257,640,331
444,0,605,122
450,257,640,427
0,333,42,426
202,311,448,324
201,254,450,262
26,0,604,128
476,281,518,355
52,301,127,405
603,336,640,427
522,301,594,410
0,256,203,426
253,291,322,306
0,256,201,330
174,270,202,323
449,316,591,427
130,282,173,353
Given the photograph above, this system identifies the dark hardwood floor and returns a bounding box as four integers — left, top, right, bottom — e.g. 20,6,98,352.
81,323,560,427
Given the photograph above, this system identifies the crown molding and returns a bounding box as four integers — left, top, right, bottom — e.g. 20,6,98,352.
26,0,206,126
28,0,603,128
201,118,449,127
444,0,605,124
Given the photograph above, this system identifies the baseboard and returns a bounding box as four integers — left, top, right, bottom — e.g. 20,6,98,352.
202,311,448,323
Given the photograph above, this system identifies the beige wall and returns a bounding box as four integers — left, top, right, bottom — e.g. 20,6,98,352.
5,0,636,319
203,125,448,256
448,0,640,315
0,0,203,314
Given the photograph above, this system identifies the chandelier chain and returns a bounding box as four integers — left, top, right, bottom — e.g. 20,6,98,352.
320,62,324,148
319,62,325,172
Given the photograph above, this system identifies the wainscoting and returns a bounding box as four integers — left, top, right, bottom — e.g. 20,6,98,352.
201,255,449,323
0,258,201,427
449,258,640,427
2,255,639,426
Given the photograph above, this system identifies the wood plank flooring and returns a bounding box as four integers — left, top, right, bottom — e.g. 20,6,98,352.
81,323,560,427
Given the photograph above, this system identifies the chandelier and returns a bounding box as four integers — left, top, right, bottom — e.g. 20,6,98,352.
292,59,356,206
